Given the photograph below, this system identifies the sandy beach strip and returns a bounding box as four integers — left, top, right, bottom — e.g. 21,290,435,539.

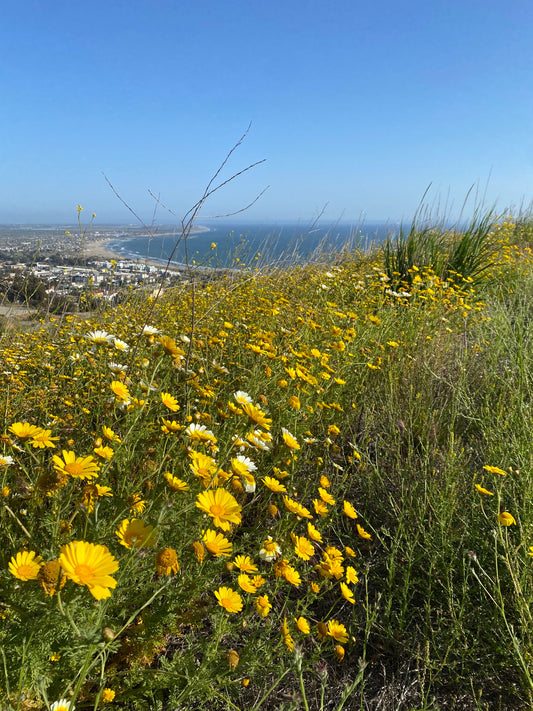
82,238,189,273
82,238,122,259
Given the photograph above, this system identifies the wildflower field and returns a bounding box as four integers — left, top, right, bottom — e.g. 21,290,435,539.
1,214,533,710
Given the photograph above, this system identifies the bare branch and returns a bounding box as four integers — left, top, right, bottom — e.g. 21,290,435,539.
103,174,151,230
181,158,267,226
105,125,266,392
152,185,270,221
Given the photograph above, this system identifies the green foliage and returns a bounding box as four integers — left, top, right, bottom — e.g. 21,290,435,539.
383,208,498,288
0,217,532,710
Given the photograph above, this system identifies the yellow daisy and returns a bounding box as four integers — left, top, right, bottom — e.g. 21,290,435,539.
102,689,115,703
102,425,121,442
283,495,313,519
161,392,180,411
255,594,272,617
281,617,294,651
475,484,494,496
313,498,329,517
252,574,266,589
116,519,156,549
155,547,179,576
30,429,59,448
8,550,42,580
326,619,349,644
129,493,147,515
233,554,258,573
202,529,233,557
263,476,287,493
334,645,345,662
242,402,272,429
340,581,355,604
9,422,42,439
293,535,315,561
110,380,131,403
283,564,301,587
164,472,190,491
281,427,300,450
296,616,310,634
346,566,359,584
189,450,219,486
307,522,323,542
214,586,243,613
483,465,507,476
357,523,372,540
93,445,114,460
59,541,118,600
343,500,358,518
191,541,206,562
53,450,100,481
237,573,257,593
318,487,336,505
288,395,301,409
196,489,242,531
161,418,183,434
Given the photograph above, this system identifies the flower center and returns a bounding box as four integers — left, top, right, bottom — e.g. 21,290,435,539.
65,461,84,477
209,504,226,518
74,563,95,583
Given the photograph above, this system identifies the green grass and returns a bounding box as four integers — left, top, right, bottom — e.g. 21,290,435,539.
0,216,532,710
383,207,498,288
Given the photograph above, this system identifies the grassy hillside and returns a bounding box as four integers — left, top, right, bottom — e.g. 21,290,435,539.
1,216,532,710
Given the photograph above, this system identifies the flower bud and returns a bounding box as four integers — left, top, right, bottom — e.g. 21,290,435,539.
102,627,115,641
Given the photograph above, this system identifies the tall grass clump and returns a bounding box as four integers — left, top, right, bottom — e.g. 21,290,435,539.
0,190,532,711
383,206,498,288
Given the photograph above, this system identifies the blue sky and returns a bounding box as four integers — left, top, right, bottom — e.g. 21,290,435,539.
1,0,532,224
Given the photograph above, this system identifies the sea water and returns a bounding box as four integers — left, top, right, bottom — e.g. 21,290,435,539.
106,221,398,268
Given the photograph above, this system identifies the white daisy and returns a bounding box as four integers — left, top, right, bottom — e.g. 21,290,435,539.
86,330,113,345
234,390,252,405
108,362,128,373
50,699,75,711
113,338,130,352
234,454,257,472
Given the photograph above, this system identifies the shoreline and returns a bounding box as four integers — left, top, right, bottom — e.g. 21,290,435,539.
82,238,190,273
83,238,122,260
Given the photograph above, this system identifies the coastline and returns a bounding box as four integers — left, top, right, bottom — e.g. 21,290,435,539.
83,238,122,260
82,223,212,266
82,237,187,273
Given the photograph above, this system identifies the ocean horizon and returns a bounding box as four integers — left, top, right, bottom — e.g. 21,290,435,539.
106,221,399,268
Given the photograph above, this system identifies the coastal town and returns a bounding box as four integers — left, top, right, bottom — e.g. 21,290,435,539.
0,224,191,316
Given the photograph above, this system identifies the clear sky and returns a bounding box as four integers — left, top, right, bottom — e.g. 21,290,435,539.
1,0,532,225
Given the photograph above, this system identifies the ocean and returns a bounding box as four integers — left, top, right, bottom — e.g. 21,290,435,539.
106,221,398,269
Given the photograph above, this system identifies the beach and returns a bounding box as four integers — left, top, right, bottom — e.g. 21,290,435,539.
83,237,122,260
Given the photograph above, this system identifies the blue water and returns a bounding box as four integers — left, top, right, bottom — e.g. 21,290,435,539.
107,221,398,268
